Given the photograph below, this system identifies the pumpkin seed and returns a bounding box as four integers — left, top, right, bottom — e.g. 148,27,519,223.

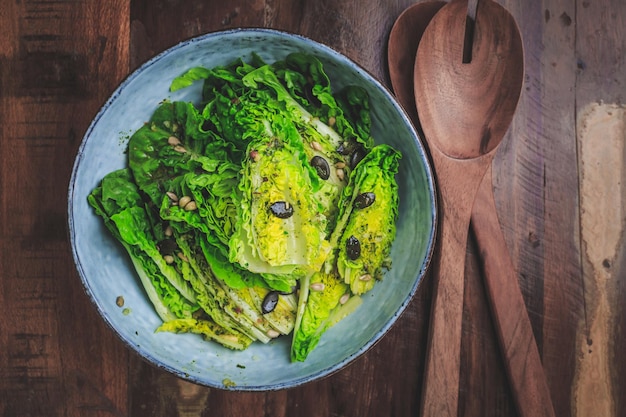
269,201,294,218
350,146,366,168
261,291,280,314
346,235,361,260
354,192,376,209
311,155,330,180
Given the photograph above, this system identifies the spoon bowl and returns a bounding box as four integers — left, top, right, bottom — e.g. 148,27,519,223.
415,0,524,159
388,0,446,128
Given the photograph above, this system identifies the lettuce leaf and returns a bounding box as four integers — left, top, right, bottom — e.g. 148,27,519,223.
156,318,253,351
330,144,401,294
290,271,349,362
87,169,197,320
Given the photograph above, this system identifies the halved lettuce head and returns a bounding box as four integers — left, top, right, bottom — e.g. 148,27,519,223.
228,117,331,276
330,144,401,295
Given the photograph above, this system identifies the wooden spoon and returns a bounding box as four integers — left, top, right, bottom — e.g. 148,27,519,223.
412,0,524,416
388,2,556,417
388,0,445,129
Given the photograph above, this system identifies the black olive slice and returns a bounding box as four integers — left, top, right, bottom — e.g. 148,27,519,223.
337,142,351,155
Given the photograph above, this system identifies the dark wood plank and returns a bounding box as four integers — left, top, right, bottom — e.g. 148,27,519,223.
493,1,586,416
0,1,131,415
459,238,517,417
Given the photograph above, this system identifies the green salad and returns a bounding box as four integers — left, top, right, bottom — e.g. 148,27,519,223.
88,52,401,362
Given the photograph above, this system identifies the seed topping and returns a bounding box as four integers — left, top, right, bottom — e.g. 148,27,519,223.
354,192,376,209
168,136,181,146
267,329,281,338
310,141,323,152
178,196,192,209
261,291,280,314
183,201,197,211
269,201,294,219
311,155,330,180
339,293,350,305
346,235,361,260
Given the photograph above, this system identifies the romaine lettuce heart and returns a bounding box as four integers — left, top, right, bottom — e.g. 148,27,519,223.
331,144,401,294
229,118,331,275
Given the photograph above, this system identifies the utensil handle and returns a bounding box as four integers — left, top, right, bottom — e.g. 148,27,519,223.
420,200,467,417
420,153,490,417
471,165,556,417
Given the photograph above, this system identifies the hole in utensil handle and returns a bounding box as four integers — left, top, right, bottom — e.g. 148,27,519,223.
463,0,479,63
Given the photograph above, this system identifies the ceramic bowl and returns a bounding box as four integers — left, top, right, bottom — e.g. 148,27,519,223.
68,28,436,390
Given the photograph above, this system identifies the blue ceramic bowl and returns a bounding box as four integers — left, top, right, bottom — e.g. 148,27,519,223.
68,28,436,390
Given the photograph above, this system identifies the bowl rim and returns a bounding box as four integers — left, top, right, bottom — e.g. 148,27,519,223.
67,27,438,390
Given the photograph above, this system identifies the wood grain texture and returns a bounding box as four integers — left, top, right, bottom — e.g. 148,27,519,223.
418,150,495,417
573,0,626,415
0,1,132,416
388,0,446,128
1,0,625,416
494,1,585,416
413,0,524,159
459,233,517,417
575,102,625,417
472,166,555,417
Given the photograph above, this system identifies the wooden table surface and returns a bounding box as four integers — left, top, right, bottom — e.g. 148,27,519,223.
1,0,625,416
